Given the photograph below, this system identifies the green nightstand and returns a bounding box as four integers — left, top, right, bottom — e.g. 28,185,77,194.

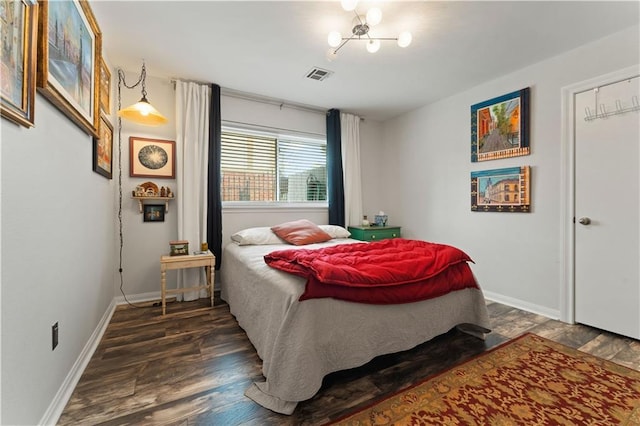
347,226,402,242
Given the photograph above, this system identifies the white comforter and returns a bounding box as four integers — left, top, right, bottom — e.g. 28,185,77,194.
220,239,491,414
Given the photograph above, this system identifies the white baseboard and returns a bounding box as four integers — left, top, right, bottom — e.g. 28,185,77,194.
114,291,161,305
483,290,560,320
39,298,117,426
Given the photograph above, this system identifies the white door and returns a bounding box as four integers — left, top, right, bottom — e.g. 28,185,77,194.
574,76,640,339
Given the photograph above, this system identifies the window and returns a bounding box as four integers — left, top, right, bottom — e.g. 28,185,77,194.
221,128,327,204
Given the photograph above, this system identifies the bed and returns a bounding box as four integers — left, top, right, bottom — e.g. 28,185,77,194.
220,224,491,414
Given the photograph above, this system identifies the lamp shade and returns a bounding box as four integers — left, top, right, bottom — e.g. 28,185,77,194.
397,31,412,48
326,48,338,62
366,8,382,26
366,39,380,53
341,0,358,11
328,31,342,47
117,97,168,126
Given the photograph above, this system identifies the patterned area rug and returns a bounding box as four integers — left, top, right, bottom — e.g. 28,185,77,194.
329,333,640,425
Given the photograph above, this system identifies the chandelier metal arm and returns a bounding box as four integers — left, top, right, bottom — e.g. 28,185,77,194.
353,37,399,41
332,38,351,54
332,36,399,54
353,10,365,26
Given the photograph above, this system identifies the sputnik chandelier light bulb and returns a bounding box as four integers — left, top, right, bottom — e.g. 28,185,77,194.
327,0,412,61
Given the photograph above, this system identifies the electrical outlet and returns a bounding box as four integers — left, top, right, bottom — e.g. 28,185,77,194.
52,322,59,350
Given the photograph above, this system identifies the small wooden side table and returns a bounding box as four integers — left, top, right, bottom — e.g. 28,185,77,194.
160,251,215,315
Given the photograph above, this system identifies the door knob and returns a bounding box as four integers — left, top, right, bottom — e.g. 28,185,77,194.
578,217,591,225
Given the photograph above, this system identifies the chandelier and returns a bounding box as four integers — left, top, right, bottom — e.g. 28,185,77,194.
326,0,412,61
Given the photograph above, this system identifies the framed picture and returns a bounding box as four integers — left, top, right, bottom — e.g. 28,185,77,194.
37,0,101,137
130,137,176,179
99,56,111,114
471,88,530,162
93,114,113,179
1,0,38,127
143,204,165,222
471,166,531,212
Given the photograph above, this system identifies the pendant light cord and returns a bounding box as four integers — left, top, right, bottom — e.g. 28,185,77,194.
117,67,147,309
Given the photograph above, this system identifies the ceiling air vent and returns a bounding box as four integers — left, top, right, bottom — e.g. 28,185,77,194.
305,67,333,81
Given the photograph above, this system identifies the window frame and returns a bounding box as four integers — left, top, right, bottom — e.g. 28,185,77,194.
220,125,328,209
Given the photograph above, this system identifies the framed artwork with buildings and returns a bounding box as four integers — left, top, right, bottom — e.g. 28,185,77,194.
37,0,102,137
93,114,113,179
99,56,111,114
471,166,531,212
471,88,530,162
129,136,176,179
1,0,38,127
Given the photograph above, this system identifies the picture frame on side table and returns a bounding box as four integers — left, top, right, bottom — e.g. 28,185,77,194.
471,88,530,162
37,0,101,137
143,204,165,222
93,114,113,179
130,136,176,179
1,0,38,127
471,166,531,213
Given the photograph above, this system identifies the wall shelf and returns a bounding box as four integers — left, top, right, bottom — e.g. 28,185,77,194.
132,196,174,214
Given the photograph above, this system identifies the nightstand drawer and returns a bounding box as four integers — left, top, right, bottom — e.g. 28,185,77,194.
348,226,401,242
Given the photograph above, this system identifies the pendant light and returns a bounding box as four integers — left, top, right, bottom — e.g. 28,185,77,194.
117,61,167,126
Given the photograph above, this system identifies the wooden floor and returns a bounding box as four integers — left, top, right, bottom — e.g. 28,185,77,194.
57,296,640,426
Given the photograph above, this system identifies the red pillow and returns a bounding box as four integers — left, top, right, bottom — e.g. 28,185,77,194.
271,219,332,245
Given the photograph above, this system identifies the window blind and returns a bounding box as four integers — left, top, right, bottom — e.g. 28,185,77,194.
221,130,327,203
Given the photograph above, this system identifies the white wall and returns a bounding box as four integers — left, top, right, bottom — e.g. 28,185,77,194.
221,96,380,246
219,96,327,243
108,80,387,295
1,90,116,422
359,119,387,221
219,96,384,244
380,25,640,317
115,73,177,298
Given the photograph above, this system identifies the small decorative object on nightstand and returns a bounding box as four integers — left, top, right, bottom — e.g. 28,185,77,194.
348,225,401,242
374,211,388,226
169,240,189,256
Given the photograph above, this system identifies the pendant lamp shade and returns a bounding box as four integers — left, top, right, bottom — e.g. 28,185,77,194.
118,96,168,126
117,62,168,126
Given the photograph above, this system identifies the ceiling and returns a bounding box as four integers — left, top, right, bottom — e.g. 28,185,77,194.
91,1,639,121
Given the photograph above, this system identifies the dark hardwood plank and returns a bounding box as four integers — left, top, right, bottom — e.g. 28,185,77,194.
57,298,640,426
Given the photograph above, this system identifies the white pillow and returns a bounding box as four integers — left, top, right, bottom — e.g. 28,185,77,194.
230,227,284,246
318,225,351,239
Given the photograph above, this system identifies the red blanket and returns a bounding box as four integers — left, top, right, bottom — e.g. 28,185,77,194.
264,238,479,304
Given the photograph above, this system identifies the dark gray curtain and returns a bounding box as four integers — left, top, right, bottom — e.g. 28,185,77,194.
326,108,345,227
207,84,222,269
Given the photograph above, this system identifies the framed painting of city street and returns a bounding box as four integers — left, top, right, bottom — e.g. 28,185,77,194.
37,0,101,137
1,0,37,127
471,88,530,162
99,55,111,114
471,166,531,212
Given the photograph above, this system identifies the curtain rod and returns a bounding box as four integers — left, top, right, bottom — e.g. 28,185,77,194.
170,78,327,116
222,120,325,138
221,87,327,115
